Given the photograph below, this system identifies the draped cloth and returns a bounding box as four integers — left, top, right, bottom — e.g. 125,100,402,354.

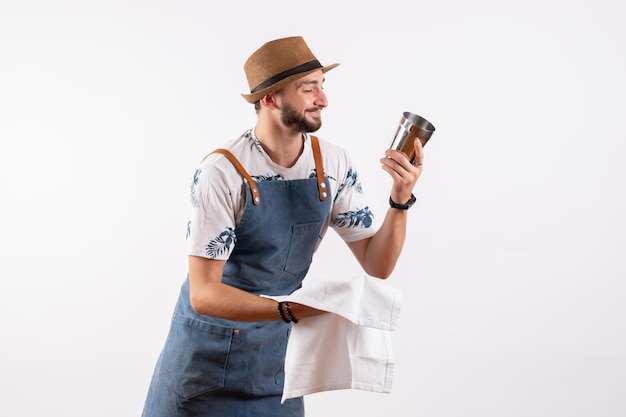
264,273,403,403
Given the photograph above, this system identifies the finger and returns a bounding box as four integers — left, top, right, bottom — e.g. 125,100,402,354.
385,149,414,168
381,153,413,175
411,138,425,166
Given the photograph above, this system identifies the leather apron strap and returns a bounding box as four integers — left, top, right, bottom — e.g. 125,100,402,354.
204,135,327,206
205,148,261,205
310,135,328,202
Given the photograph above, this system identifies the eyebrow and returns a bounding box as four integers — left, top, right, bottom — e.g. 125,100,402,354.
297,78,325,88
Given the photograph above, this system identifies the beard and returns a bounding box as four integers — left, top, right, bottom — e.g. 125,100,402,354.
279,99,322,133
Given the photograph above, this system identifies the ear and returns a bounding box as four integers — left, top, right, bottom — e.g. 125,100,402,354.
260,93,280,109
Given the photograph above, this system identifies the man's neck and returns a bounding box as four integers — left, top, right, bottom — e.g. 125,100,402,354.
254,124,305,168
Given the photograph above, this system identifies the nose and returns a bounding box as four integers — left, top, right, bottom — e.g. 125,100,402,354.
314,89,328,108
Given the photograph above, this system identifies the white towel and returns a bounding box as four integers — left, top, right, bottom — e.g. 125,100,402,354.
264,273,403,403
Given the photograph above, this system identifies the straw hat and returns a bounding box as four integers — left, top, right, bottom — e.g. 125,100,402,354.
241,36,339,103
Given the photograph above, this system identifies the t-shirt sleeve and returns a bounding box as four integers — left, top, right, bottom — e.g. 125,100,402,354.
186,156,241,260
327,147,379,243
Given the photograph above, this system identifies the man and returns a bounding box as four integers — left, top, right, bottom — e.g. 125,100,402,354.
142,35,424,417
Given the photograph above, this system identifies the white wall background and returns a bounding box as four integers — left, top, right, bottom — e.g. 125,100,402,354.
1,1,625,416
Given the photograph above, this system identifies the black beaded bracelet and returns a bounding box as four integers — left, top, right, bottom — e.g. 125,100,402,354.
284,302,299,324
278,301,291,323
277,302,291,323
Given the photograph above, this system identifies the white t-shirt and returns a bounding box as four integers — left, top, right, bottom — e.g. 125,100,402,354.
187,129,379,260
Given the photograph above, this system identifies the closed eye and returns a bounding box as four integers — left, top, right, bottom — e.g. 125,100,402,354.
299,78,325,93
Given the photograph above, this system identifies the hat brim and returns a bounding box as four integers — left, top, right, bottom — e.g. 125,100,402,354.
241,63,340,104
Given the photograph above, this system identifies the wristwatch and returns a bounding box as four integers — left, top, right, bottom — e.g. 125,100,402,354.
389,193,416,210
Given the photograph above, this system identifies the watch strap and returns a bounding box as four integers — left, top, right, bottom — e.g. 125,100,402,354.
389,193,416,210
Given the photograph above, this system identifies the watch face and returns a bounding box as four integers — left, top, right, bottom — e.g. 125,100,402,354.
404,194,417,208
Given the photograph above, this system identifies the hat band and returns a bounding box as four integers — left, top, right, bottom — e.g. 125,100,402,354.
251,59,322,94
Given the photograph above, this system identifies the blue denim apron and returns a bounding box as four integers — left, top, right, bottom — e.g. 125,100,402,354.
142,136,331,417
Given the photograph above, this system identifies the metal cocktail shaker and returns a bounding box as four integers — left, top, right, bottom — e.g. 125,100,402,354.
389,112,436,162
